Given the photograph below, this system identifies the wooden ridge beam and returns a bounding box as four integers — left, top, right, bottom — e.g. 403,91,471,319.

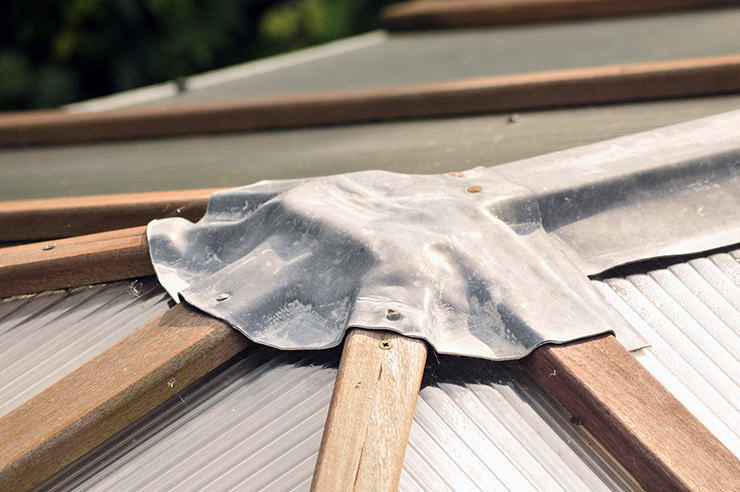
0,303,250,492
0,226,153,298
382,0,740,31
3,54,740,147
523,333,740,492
0,188,220,242
311,329,428,492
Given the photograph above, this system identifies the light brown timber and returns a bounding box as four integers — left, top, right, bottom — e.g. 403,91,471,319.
382,0,740,30
3,55,740,147
0,188,221,242
0,303,250,492
311,329,428,492
523,333,740,492
0,226,153,298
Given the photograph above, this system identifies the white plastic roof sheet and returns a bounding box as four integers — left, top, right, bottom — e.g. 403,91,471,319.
33,344,641,492
594,248,740,459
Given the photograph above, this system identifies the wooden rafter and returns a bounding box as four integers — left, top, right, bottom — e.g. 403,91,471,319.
382,0,740,30
2,54,740,147
0,226,152,298
0,188,218,242
312,329,427,491
524,334,740,492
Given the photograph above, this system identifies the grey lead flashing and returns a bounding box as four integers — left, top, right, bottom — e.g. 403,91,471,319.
148,168,643,360
497,108,740,276
148,109,740,360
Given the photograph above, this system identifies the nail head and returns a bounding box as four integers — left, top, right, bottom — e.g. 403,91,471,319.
386,309,401,321
215,293,231,301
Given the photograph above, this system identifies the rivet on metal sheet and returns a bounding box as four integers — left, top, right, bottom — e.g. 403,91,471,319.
447,172,462,177
467,186,481,193
379,340,393,350
386,309,401,321
42,243,56,251
215,293,231,301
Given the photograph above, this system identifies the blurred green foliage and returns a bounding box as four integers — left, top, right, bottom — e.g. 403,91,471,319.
0,0,395,112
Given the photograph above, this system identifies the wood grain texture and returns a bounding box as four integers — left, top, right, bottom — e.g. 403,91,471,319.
311,329,427,492
0,188,220,242
3,54,740,147
0,302,250,492
0,226,153,298
523,333,740,492
382,0,740,30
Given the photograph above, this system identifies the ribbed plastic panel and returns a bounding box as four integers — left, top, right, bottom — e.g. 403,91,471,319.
3,94,740,201
36,349,641,491
400,359,641,492
37,347,339,492
146,8,740,104
594,249,740,459
0,277,170,418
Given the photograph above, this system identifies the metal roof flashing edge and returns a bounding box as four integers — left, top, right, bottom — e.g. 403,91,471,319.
496,107,740,276
148,167,645,360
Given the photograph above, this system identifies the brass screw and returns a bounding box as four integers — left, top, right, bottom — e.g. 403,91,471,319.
386,309,401,321
467,186,481,193
42,243,56,251
379,341,393,350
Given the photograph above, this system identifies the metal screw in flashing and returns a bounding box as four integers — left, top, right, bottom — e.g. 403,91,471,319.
448,172,462,178
467,186,481,193
215,293,231,301
386,309,401,321
379,340,393,350
42,243,56,251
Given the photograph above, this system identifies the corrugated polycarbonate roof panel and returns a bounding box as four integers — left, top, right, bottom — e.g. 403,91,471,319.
0,277,170,418
593,249,740,459
36,350,641,491
3,94,740,201
401,359,641,492
36,347,338,492
136,8,740,105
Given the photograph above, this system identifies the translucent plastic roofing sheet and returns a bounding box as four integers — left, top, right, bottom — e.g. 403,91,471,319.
594,248,740,459
35,346,641,492
0,277,170,418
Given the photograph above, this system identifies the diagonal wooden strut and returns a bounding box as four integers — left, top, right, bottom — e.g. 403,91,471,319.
0,303,250,492
312,329,428,492
524,333,740,492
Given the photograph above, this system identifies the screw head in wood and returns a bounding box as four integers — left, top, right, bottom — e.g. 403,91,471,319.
42,243,56,251
379,340,393,350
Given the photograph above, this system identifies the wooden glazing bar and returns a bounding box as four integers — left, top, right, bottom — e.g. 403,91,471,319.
523,333,740,492
0,188,221,242
0,303,250,492
0,226,153,298
2,54,740,147
382,0,740,31
311,329,428,492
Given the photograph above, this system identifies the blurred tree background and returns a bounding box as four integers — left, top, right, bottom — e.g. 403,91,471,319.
0,0,398,112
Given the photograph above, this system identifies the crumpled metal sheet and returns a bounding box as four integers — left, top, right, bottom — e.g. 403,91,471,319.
148,167,643,360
